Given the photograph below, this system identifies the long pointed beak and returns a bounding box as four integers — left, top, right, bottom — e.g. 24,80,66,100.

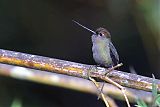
72,20,96,35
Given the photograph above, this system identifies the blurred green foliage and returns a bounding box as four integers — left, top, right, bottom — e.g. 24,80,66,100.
136,75,160,107
11,98,22,107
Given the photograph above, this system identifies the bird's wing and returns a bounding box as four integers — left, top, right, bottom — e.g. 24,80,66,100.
109,42,119,65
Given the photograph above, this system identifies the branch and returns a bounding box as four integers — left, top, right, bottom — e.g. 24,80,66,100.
0,63,152,103
0,49,159,93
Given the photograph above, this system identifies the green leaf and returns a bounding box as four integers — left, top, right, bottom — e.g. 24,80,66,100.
152,74,157,97
155,94,160,106
136,99,148,107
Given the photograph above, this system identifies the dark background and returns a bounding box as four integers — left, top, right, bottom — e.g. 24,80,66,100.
0,0,159,106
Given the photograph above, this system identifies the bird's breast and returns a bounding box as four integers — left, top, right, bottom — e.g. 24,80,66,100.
92,37,113,67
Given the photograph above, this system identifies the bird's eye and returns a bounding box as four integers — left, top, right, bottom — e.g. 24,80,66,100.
99,33,104,36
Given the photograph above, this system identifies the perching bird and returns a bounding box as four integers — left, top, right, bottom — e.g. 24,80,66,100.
73,20,119,68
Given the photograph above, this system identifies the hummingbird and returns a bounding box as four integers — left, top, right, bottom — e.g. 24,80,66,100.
73,20,119,68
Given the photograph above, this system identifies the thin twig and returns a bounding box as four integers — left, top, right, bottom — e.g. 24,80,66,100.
106,63,131,107
89,77,110,107
98,63,123,99
122,89,130,107
106,63,123,74
98,74,131,107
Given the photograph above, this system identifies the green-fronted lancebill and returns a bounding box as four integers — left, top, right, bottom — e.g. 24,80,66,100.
73,20,119,68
